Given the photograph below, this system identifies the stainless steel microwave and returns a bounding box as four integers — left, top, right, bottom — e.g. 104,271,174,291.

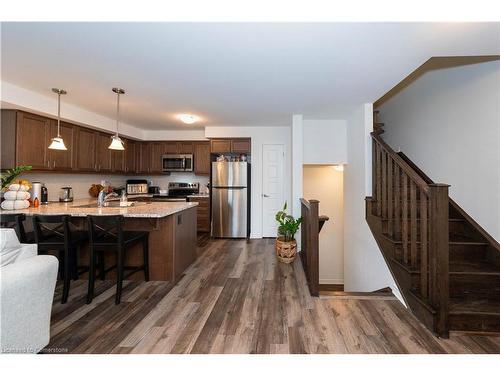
162,154,194,172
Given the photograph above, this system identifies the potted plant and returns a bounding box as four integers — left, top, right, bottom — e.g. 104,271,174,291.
275,202,302,263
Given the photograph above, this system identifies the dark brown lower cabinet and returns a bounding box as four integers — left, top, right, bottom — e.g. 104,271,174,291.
188,196,210,232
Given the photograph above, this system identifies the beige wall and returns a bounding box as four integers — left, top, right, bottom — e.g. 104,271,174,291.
303,165,344,284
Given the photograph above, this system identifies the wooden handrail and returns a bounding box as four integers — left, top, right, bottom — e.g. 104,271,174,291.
372,133,430,194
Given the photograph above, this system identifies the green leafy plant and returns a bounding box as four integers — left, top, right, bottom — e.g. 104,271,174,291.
275,201,302,242
1,165,32,189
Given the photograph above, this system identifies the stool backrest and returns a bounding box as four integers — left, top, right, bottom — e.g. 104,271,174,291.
0,213,28,243
87,215,124,247
32,214,71,246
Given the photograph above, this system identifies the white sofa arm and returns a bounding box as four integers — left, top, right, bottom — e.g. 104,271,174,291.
1,255,58,354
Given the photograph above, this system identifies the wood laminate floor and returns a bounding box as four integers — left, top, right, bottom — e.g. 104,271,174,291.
45,238,500,354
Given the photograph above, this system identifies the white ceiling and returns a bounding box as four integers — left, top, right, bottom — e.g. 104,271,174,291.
1,22,499,130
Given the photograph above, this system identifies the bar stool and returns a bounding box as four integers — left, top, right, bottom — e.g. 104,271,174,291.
0,213,34,243
86,215,149,305
32,214,89,303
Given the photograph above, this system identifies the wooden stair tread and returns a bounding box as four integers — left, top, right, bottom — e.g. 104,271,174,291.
450,261,500,274
392,257,500,275
450,296,500,315
381,233,489,246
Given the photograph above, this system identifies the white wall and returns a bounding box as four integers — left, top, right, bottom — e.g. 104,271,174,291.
379,61,500,241
303,165,344,284
142,129,207,141
343,103,402,300
205,126,292,238
303,119,347,165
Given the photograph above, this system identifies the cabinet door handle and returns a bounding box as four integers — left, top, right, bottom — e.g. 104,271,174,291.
262,194,270,198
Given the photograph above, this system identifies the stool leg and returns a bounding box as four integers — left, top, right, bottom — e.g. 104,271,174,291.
143,235,150,282
87,248,96,304
62,251,71,304
98,252,105,280
71,247,79,281
115,249,124,305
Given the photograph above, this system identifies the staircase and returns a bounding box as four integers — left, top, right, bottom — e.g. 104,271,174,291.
366,111,500,337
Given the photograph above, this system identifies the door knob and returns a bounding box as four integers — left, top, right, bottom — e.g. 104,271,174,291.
262,194,270,198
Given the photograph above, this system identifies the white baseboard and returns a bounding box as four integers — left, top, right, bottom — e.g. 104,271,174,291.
319,278,344,284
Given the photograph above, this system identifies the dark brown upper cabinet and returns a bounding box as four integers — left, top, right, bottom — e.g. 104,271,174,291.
75,126,97,172
48,121,76,170
150,142,165,173
15,111,52,170
210,139,231,154
111,148,125,173
1,109,247,177
124,139,137,174
164,141,179,154
194,141,211,175
231,138,251,153
95,132,112,172
210,138,251,154
179,141,194,154
138,142,152,174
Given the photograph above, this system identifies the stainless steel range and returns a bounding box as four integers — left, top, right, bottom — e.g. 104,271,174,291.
152,182,199,202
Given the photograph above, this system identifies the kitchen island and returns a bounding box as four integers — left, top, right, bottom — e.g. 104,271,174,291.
14,198,199,282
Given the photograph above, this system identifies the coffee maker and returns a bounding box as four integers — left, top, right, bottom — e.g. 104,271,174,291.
59,186,73,202
32,182,49,205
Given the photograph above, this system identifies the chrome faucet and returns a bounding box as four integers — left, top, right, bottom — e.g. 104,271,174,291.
97,191,119,207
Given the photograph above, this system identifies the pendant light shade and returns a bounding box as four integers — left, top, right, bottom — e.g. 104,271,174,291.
48,88,68,151
48,136,67,150
109,87,125,150
109,134,125,150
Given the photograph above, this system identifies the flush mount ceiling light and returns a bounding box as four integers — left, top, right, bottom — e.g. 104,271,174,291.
48,88,68,150
109,87,125,150
178,114,199,124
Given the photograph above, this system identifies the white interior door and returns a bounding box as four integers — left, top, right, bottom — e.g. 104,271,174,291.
262,144,285,237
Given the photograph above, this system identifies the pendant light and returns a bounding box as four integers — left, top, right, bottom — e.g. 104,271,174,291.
109,87,125,150
48,88,68,150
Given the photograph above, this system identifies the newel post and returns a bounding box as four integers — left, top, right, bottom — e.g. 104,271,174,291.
308,200,319,297
428,183,450,337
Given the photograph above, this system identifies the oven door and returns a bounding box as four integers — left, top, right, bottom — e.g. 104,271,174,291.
162,154,193,172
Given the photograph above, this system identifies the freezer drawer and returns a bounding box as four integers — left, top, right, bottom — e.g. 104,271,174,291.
211,187,247,238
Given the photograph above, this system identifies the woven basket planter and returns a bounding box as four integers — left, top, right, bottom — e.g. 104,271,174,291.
275,237,297,263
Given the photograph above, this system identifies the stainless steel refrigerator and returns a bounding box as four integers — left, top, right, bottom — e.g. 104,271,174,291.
211,161,249,238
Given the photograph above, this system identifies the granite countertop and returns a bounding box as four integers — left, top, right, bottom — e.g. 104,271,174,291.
188,194,210,198
8,198,198,218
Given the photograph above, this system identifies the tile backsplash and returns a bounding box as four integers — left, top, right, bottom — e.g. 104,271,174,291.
19,172,210,201
146,173,210,191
